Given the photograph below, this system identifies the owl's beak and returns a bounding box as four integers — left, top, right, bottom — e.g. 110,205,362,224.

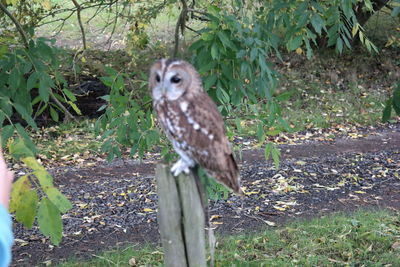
160,86,167,95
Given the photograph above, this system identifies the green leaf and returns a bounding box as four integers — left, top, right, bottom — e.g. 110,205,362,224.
15,189,38,229
22,61,32,74
217,31,235,50
14,124,37,154
276,91,293,102
1,125,14,148
250,48,258,62
39,74,55,102
287,36,303,51
393,83,400,114
204,75,217,90
8,67,21,89
271,146,281,169
201,32,214,41
27,72,39,91
264,143,273,161
310,14,324,35
9,138,35,160
33,170,54,189
44,187,72,213
382,98,392,122
37,198,63,245
235,117,242,133
0,45,7,57
9,175,31,213
392,6,400,17
63,89,77,102
67,101,82,115
336,37,343,54
257,123,265,143
211,42,219,60
13,103,38,130
50,106,59,122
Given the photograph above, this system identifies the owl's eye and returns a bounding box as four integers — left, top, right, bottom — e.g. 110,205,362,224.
155,74,161,82
170,76,181,84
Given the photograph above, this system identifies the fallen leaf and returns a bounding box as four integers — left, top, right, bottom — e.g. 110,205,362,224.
128,257,137,266
392,241,400,250
264,220,276,226
143,208,154,212
354,190,366,194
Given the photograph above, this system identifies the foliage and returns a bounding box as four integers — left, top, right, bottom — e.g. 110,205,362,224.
1,3,79,245
54,209,400,266
7,138,72,245
382,81,400,122
252,0,382,56
0,38,80,128
95,67,163,162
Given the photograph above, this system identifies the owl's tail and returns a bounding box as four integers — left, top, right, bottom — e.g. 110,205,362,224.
217,154,243,195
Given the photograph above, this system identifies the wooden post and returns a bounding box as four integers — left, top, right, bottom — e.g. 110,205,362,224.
156,164,207,267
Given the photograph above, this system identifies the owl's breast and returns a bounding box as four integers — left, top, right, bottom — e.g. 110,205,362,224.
155,101,186,141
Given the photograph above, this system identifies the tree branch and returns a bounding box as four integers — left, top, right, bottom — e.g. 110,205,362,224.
0,2,29,48
173,0,188,58
71,0,87,50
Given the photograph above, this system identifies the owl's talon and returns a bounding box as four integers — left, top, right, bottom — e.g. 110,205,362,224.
171,159,190,176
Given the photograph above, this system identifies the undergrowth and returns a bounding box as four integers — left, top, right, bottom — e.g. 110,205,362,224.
55,209,400,266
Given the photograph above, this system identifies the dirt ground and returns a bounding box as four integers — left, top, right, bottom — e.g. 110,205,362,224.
11,123,400,266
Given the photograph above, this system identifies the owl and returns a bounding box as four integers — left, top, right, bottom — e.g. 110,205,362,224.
149,59,242,194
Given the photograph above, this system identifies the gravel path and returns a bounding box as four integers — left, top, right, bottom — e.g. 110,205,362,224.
12,125,400,266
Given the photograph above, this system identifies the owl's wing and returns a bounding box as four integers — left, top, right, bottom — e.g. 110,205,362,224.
175,92,242,194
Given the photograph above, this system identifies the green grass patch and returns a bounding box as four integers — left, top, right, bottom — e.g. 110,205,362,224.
55,209,400,266
35,119,101,163
283,82,387,131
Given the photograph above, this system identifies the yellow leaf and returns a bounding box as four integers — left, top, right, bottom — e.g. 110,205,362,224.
42,0,52,10
273,205,286,211
295,47,303,55
6,0,19,5
295,160,307,166
21,156,45,171
210,215,222,221
143,208,154,212
245,191,260,196
354,190,366,194
10,176,31,212
352,25,359,37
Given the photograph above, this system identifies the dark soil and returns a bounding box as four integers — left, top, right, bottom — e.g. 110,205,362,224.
12,124,400,267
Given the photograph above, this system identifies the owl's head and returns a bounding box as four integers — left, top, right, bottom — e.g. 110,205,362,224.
149,59,202,102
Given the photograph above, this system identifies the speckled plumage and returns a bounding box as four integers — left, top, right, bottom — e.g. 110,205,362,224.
149,59,242,194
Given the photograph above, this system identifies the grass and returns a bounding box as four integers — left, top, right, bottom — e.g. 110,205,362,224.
55,209,400,266
282,79,388,131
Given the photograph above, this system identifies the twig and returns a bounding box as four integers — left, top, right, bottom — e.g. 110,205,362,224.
0,2,29,48
71,0,87,50
50,92,77,122
185,25,200,35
